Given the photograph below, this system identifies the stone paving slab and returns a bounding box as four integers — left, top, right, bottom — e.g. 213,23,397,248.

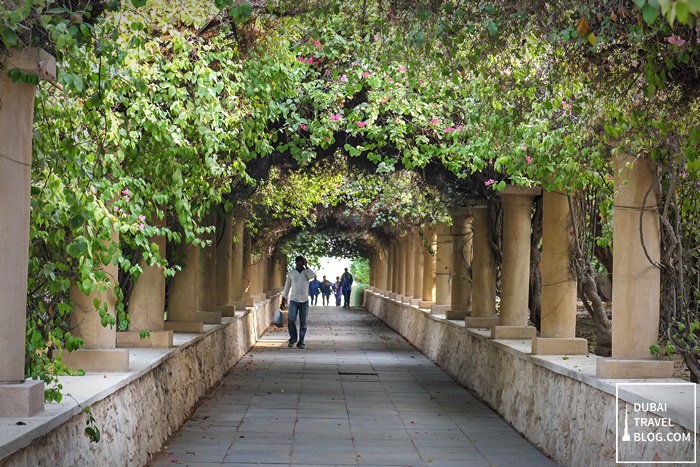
147,306,557,467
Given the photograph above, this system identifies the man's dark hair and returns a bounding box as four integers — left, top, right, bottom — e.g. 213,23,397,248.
295,255,305,263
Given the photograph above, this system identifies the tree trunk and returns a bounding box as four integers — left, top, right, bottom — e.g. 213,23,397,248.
528,196,543,330
580,262,612,356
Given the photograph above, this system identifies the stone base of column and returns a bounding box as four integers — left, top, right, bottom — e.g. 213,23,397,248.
117,331,173,348
419,301,434,310
216,304,237,317
491,325,537,340
232,300,247,311
410,298,421,307
394,294,405,302
164,321,204,333
62,348,130,372
401,296,413,304
596,358,674,379
388,293,397,300
446,309,469,320
244,297,255,307
255,294,268,303
197,310,222,324
532,337,588,355
464,316,499,329
0,380,44,417
431,304,450,314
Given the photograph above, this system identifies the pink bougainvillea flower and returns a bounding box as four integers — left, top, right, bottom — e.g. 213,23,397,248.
668,35,686,46
374,34,379,40
113,206,119,212
362,72,370,78
521,145,527,151
138,215,146,221
398,66,406,72
443,127,454,133
331,114,341,121
306,57,313,64
301,123,307,131
429,117,439,125
138,223,145,231
124,196,130,202
356,121,366,127
485,179,496,187
526,156,532,164
456,125,464,131
488,160,494,166
341,74,347,82
122,189,130,195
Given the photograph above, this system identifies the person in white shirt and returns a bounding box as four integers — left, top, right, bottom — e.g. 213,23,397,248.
281,255,315,349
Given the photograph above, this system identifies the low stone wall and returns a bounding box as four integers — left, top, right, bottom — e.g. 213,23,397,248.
1,296,280,467
364,291,696,467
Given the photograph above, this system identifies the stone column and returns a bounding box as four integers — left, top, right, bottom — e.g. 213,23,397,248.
447,208,473,320
215,213,236,317
165,242,204,332
198,214,219,321
396,237,407,301
492,186,539,340
597,155,673,378
420,228,436,309
411,230,424,307
532,191,588,355
465,204,499,328
391,240,400,299
403,235,415,304
384,243,394,297
431,222,452,314
118,218,173,348
230,211,247,310
242,231,256,307
64,227,129,372
0,48,57,416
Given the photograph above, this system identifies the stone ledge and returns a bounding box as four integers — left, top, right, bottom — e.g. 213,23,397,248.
0,297,280,465
364,291,698,465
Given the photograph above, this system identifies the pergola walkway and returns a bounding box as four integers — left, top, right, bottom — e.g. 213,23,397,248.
148,305,557,467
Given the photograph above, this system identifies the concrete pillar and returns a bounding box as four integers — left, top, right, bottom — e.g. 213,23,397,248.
447,208,473,320
532,191,588,355
465,205,499,328
397,237,407,301
492,186,539,340
198,214,218,314
420,228,436,309
403,235,415,303
230,211,246,310
412,230,424,307
242,234,255,307
0,48,57,416
64,227,129,372
215,213,236,316
431,222,452,314
165,242,204,332
379,246,389,292
597,155,673,378
118,219,173,348
391,240,400,298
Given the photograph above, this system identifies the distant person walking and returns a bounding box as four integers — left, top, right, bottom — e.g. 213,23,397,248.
320,275,333,306
333,276,342,306
340,268,353,308
308,275,321,306
281,256,314,349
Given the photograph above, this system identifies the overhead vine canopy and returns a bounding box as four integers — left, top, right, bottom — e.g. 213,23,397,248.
5,1,700,382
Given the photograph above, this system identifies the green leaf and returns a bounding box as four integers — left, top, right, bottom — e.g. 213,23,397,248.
0,28,18,48
642,4,659,24
230,2,252,23
131,0,147,7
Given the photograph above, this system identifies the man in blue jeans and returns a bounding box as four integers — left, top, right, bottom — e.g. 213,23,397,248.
281,256,315,349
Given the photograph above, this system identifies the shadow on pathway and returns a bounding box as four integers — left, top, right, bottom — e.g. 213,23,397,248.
147,305,557,467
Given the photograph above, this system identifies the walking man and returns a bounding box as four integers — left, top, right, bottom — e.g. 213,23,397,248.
281,256,314,349
340,267,353,308
320,275,333,306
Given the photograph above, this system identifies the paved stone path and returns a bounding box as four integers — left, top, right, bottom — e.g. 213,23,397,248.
148,306,557,467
